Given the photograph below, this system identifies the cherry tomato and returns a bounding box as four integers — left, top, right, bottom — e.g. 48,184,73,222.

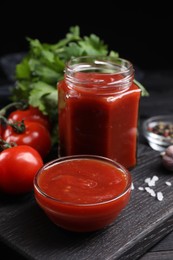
3,121,52,159
0,145,43,194
8,105,51,130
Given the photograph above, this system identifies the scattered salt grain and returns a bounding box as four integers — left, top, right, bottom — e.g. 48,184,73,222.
157,192,164,201
165,181,172,186
153,175,159,181
133,175,170,203
150,190,156,197
147,175,159,187
144,177,151,184
145,187,152,193
138,187,144,191
131,183,134,190
145,187,156,197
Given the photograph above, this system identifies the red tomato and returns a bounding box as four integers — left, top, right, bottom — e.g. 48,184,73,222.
3,121,51,159
0,123,6,137
8,105,51,130
0,145,43,194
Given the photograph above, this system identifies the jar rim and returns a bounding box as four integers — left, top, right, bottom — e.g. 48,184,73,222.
66,55,133,73
65,55,134,90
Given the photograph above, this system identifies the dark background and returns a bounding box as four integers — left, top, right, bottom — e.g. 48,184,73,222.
0,4,173,71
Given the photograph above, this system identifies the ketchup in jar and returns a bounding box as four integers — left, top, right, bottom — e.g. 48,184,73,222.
58,56,141,169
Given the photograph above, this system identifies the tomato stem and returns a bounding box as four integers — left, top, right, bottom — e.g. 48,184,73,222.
10,120,26,133
0,101,28,116
0,115,26,133
0,115,9,125
0,138,16,151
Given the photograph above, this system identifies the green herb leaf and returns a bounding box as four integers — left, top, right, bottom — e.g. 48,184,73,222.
78,34,108,56
133,79,149,96
28,81,58,116
16,57,30,79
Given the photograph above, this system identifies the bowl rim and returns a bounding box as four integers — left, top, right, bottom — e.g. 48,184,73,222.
33,155,132,207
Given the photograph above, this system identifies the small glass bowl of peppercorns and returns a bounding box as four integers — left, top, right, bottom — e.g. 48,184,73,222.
142,115,173,152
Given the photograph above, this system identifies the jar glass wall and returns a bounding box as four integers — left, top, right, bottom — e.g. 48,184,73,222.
57,56,141,169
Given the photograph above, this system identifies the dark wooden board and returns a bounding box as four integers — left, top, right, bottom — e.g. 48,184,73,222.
0,144,173,260
1,55,173,259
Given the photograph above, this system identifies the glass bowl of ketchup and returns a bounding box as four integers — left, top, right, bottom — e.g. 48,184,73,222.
33,155,132,233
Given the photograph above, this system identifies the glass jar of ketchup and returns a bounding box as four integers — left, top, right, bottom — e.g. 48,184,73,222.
57,56,141,169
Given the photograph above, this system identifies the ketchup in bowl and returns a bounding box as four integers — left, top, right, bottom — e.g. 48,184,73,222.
34,155,132,232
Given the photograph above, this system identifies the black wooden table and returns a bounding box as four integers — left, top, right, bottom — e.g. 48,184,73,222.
0,54,173,260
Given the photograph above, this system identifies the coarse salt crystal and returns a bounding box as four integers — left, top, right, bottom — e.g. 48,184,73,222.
157,192,164,201
153,175,159,181
145,178,151,184
145,187,151,193
131,183,134,190
138,187,144,191
145,187,156,197
148,175,159,187
150,189,156,197
148,181,155,187
165,181,172,186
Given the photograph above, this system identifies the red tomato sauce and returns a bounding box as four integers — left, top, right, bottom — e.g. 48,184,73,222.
37,158,128,204
34,157,131,232
58,73,141,169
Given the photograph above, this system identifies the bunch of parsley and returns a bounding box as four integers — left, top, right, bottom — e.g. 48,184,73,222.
12,26,119,118
11,25,148,143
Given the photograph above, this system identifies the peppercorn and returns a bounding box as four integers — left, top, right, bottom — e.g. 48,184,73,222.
147,121,173,139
